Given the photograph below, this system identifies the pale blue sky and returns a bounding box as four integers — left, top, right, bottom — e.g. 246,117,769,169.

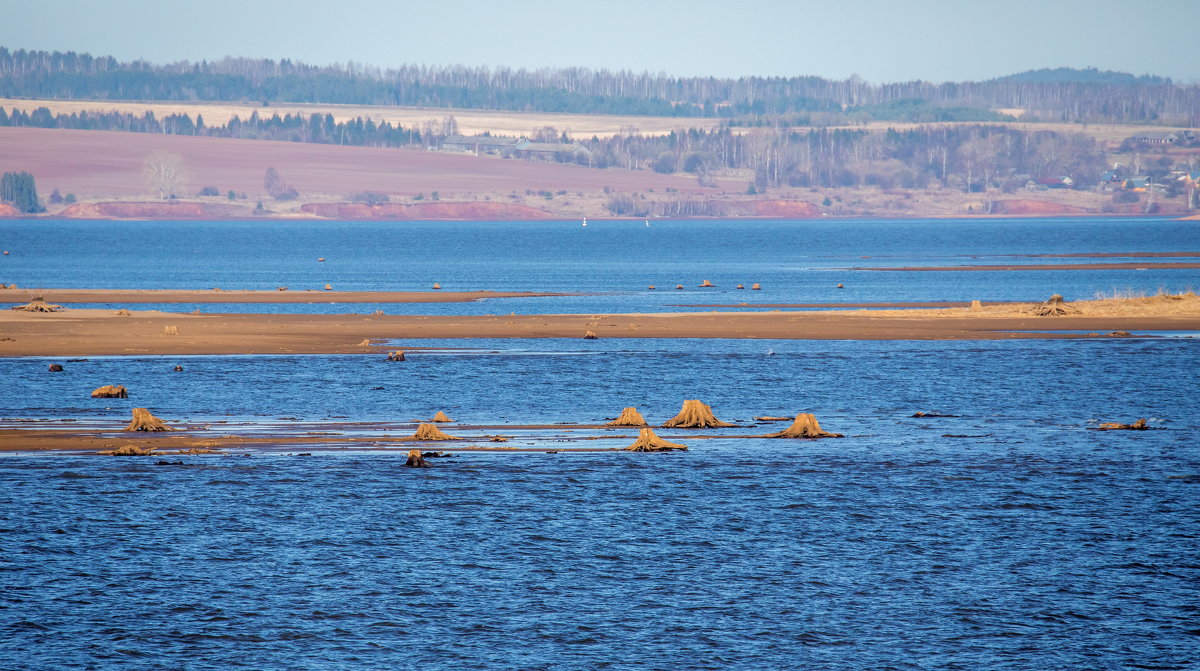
4,0,1198,83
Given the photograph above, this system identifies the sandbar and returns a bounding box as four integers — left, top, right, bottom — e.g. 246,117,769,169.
853,262,1200,271
3,293,1198,356
1,288,569,304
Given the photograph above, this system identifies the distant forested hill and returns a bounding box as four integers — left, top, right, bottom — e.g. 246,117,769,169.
1,48,1196,126
993,67,1169,86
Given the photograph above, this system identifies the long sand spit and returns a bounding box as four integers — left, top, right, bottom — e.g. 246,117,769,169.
3,294,1198,356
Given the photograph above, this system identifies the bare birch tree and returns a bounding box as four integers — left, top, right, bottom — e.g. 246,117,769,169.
144,150,186,199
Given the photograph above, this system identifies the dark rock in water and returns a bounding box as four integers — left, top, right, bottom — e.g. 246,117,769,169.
48,363,64,372
67,358,88,362
371,386,385,390
912,411,960,418
173,365,184,372
404,449,431,468
154,460,184,466
422,451,450,458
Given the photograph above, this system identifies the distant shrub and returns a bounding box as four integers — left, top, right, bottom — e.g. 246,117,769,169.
64,193,76,204
198,186,219,197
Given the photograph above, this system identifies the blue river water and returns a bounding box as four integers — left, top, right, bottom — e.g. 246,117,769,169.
1,218,1199,669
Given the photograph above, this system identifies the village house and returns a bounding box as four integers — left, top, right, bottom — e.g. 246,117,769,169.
1026,176,1074,190
440,134,522,155
1129,131,1178,145
512,140,593,162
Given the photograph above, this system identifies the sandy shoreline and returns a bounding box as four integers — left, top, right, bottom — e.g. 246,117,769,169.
0,288,569,304
3,297,1198,356
852,262,1200,271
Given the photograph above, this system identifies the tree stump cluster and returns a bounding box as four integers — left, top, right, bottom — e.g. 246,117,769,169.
763,413,843,439
91,384,128,398
606,407,648,427
404,449,430,468
431,411,454,422
1031,294,1078,316
386,350,406,361
11,296,62,312
662,400,735,428
624,428,687,452
1097,418,1149,431
408,423,459,440
124,407,174,432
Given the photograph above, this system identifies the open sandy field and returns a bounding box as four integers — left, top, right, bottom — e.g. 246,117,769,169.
0,98,711,139
0,126,726,201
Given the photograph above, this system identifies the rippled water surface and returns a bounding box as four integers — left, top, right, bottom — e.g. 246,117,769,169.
2,218,1199,669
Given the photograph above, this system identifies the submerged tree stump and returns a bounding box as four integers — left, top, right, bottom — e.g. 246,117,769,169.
386,350,406,361
404,449,431,468
48,363,64,372
100,443,159,456
408,423,459,440
751,283,761,290
662,400,735,428
91,384,128,399
606,407,648,427
124,407,175,432
1097,418,1150,431
699,279,715,287
1031,294,1078,316
764,413,843,438
625,428,688,452
431,411,454,423
583,330,599,339
11,296,63,312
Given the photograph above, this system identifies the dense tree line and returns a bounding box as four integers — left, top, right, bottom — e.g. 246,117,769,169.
0,105,421,148
0,171,41,212
2,48,1197,125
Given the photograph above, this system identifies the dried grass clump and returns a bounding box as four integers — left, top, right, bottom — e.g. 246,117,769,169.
115,309,132,316
1031,294,1078,316
124,407,175,432
751,283,761,290
606,407,648,427
699,279,715,287
408,423,459,440
970,300,983,311
404,449,430,468
662,400,735,428
764,413,843,439
625,428,687,452
91,384,128,398
753,415,792,421
583,330,598,339
324,283,332,291
431,411,453,422
1097,418,1149,431
386,350,406,361
163,325,179,336
11,296,63,312
100,443,159,456
432,283,441,290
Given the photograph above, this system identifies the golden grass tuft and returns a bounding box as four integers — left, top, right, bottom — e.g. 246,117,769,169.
624,427,688,452
606,406,648,427
662,399,735,428
408,423,459,440
763,413,844,439
124,407,175,432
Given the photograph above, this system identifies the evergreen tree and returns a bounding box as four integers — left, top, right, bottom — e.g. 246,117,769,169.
0,171,41,212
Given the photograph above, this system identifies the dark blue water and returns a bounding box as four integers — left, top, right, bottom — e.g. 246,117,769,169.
3,219,1199,669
